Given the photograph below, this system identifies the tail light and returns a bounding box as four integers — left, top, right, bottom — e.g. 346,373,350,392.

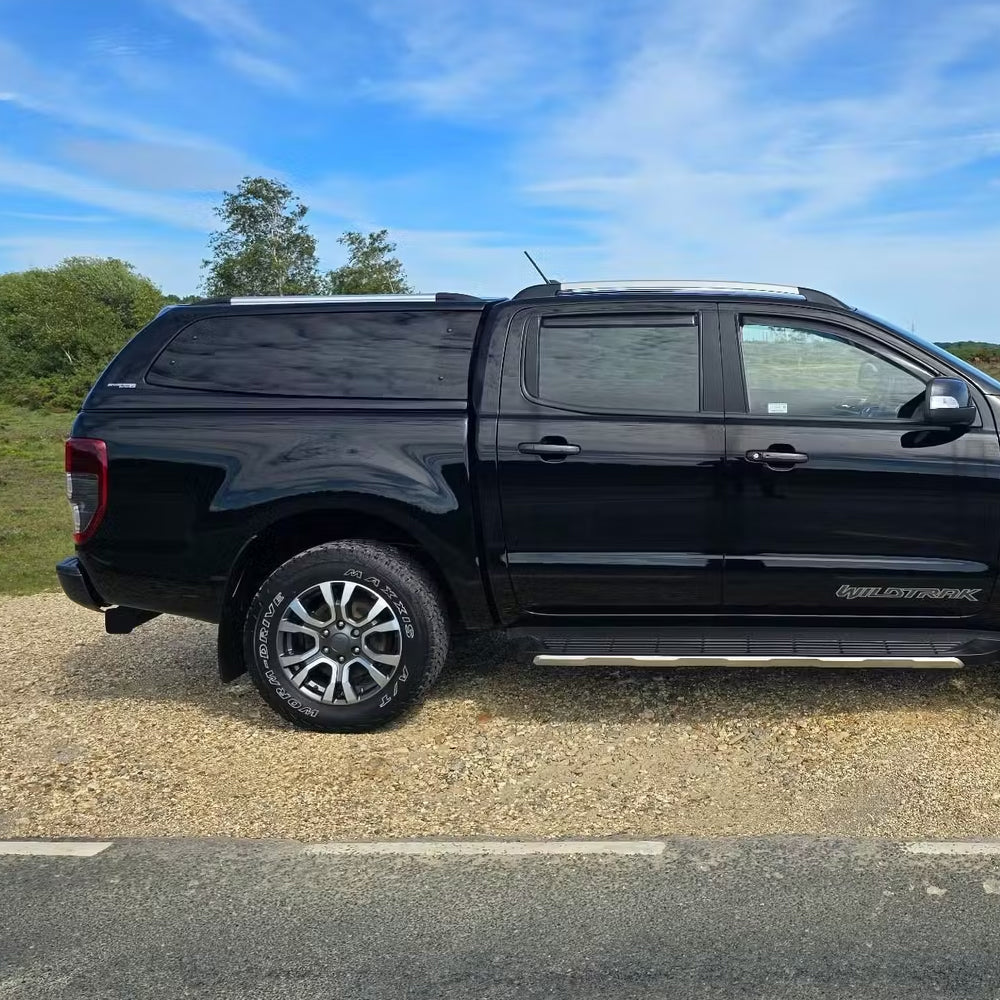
65,438,108,544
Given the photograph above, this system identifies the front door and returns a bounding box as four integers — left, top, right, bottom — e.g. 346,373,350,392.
720,307,1000,617
496,302,725,614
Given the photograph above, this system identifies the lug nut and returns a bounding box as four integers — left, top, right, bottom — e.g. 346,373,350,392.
353,647,360,654
323,630,329,637
323,647,330,653
338,656,345,663
352,629,360,637
337,621,344,628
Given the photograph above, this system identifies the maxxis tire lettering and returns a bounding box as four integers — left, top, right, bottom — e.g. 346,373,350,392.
255,590,321,719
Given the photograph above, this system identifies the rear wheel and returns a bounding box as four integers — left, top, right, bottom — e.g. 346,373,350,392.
243,541,448,732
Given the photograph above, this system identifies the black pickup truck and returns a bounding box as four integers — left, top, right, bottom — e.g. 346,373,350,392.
57,279,1000,731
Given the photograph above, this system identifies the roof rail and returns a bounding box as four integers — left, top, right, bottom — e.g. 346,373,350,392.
229,293,439,305
227,292,486,305
512,279,846,308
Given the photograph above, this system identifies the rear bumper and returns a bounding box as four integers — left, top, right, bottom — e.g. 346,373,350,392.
56,556,106,612
56,556,161,633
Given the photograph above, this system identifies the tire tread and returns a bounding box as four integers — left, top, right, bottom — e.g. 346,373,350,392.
244,540,448,732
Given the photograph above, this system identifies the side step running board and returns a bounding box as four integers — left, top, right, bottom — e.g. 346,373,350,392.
510,626,1000,670
533,654,963,669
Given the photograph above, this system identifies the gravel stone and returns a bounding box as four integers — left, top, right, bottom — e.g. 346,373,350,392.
4,593,1000,840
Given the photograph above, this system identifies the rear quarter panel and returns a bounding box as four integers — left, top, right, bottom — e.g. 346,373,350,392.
73,401,490,626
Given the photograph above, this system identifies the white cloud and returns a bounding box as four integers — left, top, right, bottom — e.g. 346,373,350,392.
3,0,999,340
356,0,1000,336
218,49,300,92
363,0,613,116
0,152,214,230
159,0,278,48
0,35,271,210
513,0,1000,340
363,228,599,297
62,138,258,192
86,32,174,92
158,0,300,91
0,210,115,224
0,35,238,151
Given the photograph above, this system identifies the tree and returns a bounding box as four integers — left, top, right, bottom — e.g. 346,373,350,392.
0,257,167,410
202,177,321,297
325,229,413,294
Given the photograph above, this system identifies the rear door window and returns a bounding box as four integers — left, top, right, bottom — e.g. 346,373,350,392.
147,310,477,399
527,315,701,413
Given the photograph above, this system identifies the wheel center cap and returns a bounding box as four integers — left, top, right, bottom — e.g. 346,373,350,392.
330,633,352,655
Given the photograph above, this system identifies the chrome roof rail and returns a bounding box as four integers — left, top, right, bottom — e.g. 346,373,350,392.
228,292,486,305
230,294,438,305
513,279,846,308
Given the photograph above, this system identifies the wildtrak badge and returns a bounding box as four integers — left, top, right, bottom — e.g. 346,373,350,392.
836,585,981,601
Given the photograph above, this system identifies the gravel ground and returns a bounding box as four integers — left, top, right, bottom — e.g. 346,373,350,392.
3,592,1000,841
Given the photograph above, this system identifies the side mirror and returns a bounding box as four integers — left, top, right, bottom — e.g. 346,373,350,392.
923,377,977,426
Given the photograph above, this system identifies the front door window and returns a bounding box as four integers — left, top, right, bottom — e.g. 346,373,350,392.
740,322,926,420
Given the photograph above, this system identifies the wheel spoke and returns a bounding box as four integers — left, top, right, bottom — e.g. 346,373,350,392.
278,642,319,667
362,620,399,637
321,661,341,703
288,598,327,629
341,668,359,703
362,644,400,669
358,657,390,687
336,582,357,623
278,620,320,639
318,582,337,624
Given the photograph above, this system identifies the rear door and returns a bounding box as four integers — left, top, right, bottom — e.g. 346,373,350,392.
720,306,1000,617
496,301,725,613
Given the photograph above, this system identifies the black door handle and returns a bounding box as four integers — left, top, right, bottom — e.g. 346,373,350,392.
518,439,581,460
746,448,809,468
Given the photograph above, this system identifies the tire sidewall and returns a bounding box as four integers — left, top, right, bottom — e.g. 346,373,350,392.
245,548,430,728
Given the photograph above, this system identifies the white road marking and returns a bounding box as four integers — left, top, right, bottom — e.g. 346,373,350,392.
305,840,665,856
9,837,1000,861
0,840,112,857
904,841,1000,856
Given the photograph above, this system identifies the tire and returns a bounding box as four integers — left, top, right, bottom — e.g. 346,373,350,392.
243,541,449,732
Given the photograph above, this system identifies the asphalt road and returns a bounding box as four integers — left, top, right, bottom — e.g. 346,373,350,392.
3,837,1000,999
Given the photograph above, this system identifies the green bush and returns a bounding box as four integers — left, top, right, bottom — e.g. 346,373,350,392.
0,257,167,412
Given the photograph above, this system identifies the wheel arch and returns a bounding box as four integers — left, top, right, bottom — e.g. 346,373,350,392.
217,506,467,681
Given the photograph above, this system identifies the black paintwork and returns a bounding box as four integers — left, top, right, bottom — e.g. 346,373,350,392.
717,304,1000,619
62,289,1000,638
71,403,492,627
56,556,105,611
492,301,725,612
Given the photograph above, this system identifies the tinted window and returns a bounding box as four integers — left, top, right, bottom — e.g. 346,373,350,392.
535,319,700,413
740,322,926,419
147,310,477,398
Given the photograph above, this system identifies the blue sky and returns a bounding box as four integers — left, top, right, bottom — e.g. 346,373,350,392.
2,0,1000,339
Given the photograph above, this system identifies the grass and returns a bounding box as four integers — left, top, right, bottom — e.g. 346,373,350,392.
976,359,1000,380
0,404,74,596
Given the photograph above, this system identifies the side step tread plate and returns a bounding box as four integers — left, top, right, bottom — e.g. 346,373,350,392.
511,626,1000,669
